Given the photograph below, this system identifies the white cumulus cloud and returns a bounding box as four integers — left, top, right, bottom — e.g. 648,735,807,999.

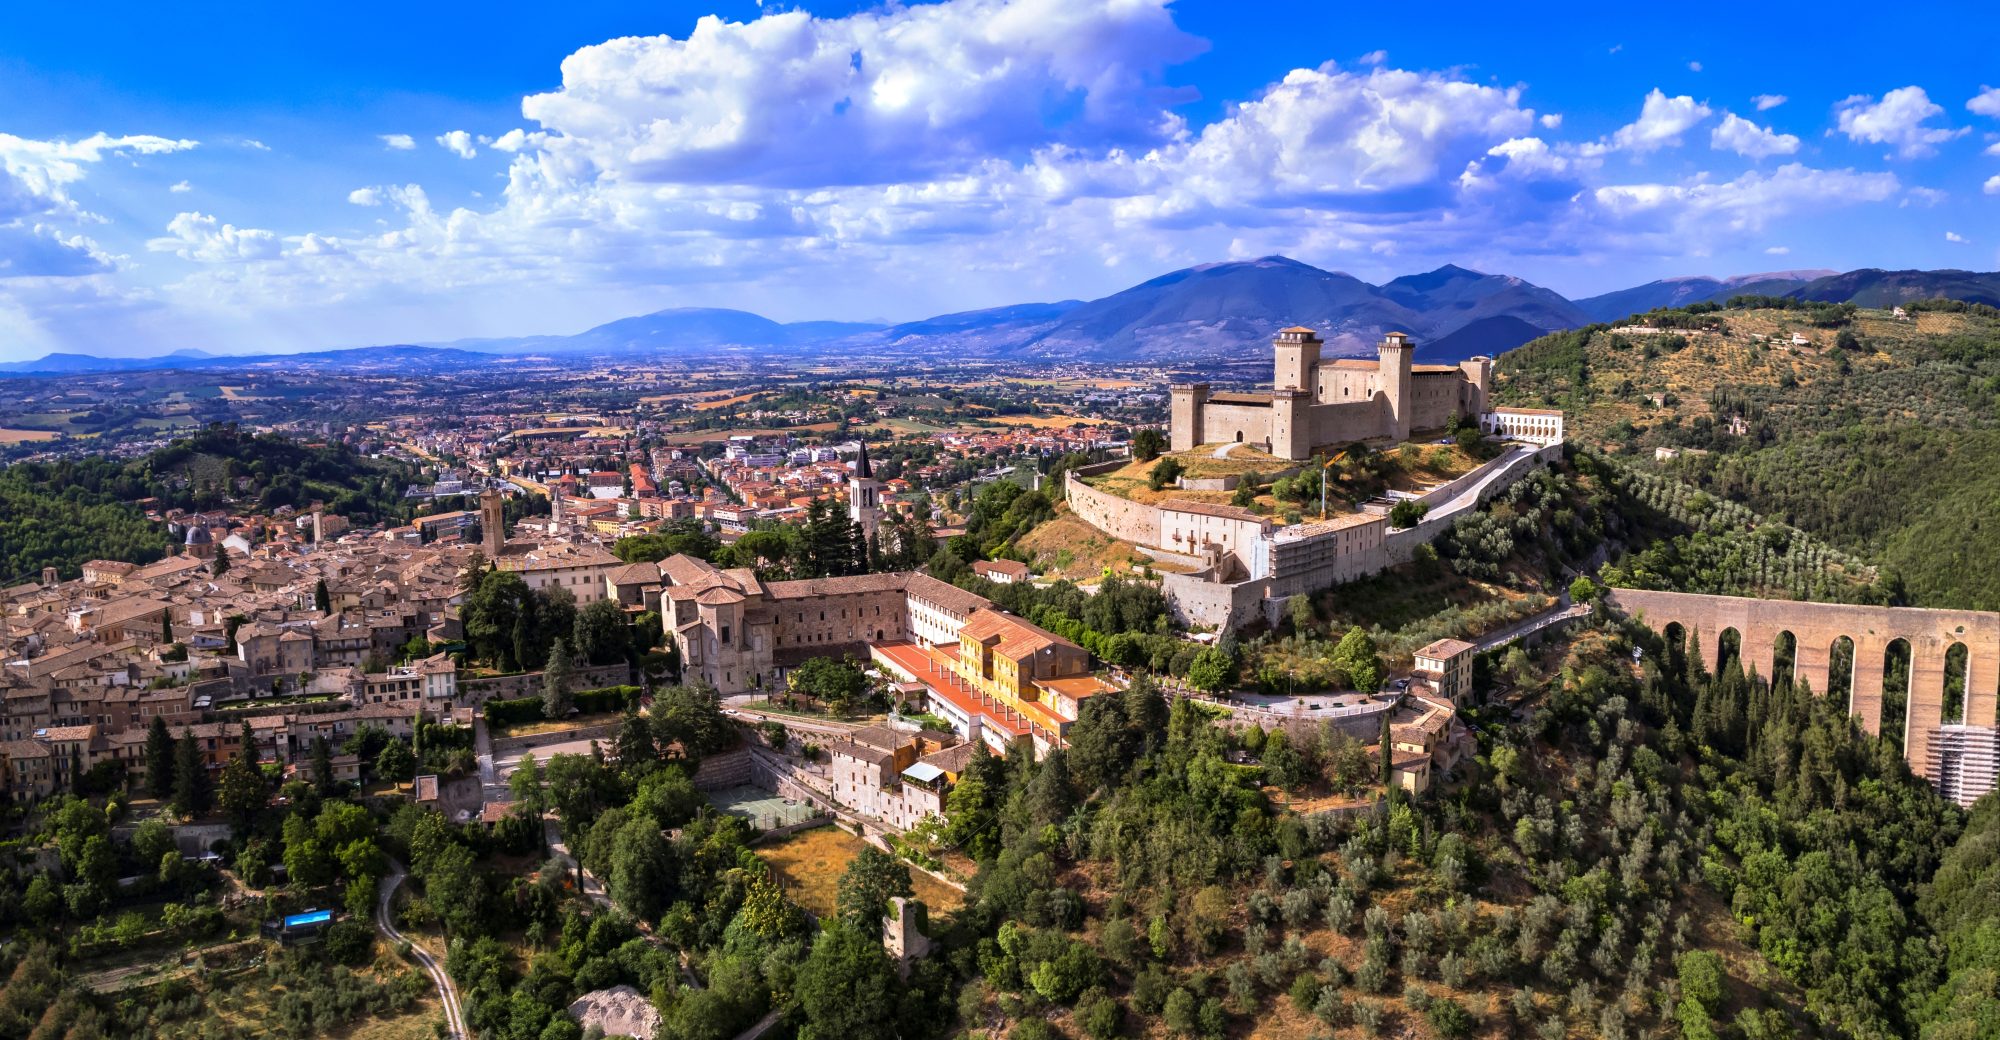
520,0,1207,187
1711,113,1800,159
169,180,192,193
148,211,281,262
347,187,382,206
1765,245,1790,255
1946,231,1967,242
0,131,197,278
1754,94,1787,111
1970,86,2000,117
1985,174,2000,195
436,130,478,159
1585,89,1712,155
1835,86,1967,158
1589,163,1899,233
380,134,417,151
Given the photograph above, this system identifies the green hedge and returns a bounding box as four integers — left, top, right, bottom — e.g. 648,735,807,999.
485,685,642,728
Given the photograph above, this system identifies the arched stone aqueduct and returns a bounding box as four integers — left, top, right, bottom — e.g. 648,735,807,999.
1606,588,2000,786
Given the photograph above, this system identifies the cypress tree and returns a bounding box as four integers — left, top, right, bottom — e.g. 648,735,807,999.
144,717,175,799
1379,713,1393,784
172,736,210,816
311,735,335,794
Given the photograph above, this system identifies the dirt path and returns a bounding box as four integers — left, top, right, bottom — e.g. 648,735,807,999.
377,862,466,1040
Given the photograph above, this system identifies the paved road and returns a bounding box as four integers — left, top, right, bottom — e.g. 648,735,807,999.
491,736,608,784
1421,443,1539,521
474,716,503,802
718,700,868,738
1476,601,1592,653
377,863,466,1040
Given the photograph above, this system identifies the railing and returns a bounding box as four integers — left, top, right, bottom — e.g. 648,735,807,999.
1158,681,1393,719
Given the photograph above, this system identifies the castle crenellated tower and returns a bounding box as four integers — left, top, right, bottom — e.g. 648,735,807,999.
1168,382,1209,453
480,488,504,556
1377,331,1415,442
1273,326,1321,390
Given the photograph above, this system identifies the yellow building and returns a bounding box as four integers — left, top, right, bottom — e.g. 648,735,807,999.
950,609,1114,751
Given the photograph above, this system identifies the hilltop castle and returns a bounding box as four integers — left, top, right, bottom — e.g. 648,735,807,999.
1171,329,1494,459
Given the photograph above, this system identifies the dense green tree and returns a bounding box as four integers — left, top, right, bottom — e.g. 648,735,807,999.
795,922,903,1040
217,750,268,828
1132,428,1167,461
788,656,870,714
1186,646,1237,693
606,814,677,923
573,598,631,665
835,844,914,932
377,738,416,782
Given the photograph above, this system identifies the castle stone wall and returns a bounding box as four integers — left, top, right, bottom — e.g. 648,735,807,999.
1065,470,1162,548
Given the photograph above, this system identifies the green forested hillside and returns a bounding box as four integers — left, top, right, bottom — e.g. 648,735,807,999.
0,457,175,585
0,424,415,584
1497,299,2000,609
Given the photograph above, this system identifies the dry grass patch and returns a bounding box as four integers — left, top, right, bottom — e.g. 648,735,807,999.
1018,509,1159,579
762,825,963,919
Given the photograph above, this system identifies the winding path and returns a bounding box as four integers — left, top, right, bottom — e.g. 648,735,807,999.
377,862,467,1040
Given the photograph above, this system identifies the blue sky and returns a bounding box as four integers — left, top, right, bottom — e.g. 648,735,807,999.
2,0,1997,359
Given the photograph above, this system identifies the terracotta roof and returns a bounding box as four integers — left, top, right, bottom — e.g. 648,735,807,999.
904,573,992,615
1416,638,1476,660
957,608,1075,662
1161,499,1267,524
607,562,662,587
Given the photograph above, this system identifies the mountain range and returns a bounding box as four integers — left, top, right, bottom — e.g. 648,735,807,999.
4,261,1998,376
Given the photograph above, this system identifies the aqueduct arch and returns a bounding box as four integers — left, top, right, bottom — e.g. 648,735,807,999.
1608,588,2000,801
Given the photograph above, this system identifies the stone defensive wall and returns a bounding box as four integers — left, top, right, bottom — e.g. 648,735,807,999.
1064,460,1163,548
1089,443,1561,632
1249,442,1564,626
1605,587,2000,785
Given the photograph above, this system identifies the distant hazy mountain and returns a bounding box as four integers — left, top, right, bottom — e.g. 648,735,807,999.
1572,270,1837,323
471,307,886,356
1786,269,2000,309
1026,256,1429,359
0,344,491,377
12,262,2000,378
872,301,1084,354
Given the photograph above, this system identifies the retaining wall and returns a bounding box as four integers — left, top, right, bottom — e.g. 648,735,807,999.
490,720,620,755
459,663,628,706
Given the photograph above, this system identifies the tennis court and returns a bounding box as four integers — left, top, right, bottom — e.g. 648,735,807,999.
706,784,822,829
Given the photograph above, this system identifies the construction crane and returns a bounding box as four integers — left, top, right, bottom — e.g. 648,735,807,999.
1318,448,1352,520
